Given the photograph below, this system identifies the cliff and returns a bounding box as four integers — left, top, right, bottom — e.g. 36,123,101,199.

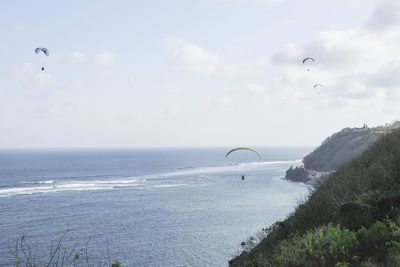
285,122,400,183
230,127,400,266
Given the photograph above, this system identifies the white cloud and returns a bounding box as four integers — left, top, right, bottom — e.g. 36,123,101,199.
33,72,55,88
0,24,28,34
9,63,34,80
163,38,248,78
250,0,283,5
164,38,222,75
215,0,284,6
163,107,180,117
6,63,55,89
366,0,400,31
211,96,232,107
94,52,115,65
271,44,304,65
70,51,87,64
4,0,400,148
270,0,400,106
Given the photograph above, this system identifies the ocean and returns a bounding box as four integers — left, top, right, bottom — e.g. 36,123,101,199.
0,147,310,266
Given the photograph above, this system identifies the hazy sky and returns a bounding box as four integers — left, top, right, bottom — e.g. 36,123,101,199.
1,0,399,148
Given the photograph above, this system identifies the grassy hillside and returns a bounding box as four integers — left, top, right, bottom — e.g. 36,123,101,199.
230,128,400,266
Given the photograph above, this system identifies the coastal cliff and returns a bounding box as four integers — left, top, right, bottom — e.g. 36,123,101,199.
230,125,400,266
285,122,400,184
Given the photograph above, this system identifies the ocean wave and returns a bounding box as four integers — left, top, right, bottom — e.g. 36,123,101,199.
0,159,299,197
38,180,54,184
92,179,139,184
154,159,301,178
153,184,186,188
0,186,54,196
0,179,145,197
242,160,302,166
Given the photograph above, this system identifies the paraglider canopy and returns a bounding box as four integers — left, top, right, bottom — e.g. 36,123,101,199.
302,57,315,64
35,47,49,56
314,83,324,95
225,147,261,159
313,83,324,89
303,57,315,71
225,148,261,180
35,47,49,71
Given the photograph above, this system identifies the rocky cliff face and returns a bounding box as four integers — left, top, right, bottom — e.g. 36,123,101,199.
286,122,400,184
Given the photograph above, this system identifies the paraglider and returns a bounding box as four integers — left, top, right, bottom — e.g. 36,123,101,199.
35,47,49,71
225,147,261,181
302,57,314,64
313,83,324,95
302,57,315,71
225,147,261,159
35,47,49,56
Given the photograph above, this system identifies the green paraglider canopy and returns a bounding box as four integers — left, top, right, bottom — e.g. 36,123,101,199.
225,147,261,159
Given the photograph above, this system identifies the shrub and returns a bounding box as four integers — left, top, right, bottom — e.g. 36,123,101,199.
357,220,400,263
10,232,122,267
231,129,400,266
273,224,358,266
111,260,121,267
336,202,372,230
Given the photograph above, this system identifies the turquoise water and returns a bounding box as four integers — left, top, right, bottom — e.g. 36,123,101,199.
0,148,309,266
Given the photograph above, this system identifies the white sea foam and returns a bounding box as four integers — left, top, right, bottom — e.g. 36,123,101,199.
0,179,144,197
243,160,301,166
0,159,299,197
38,180,54,184
0,186,54,196
149,159,301,178
153,184,186,188
93,179,139,184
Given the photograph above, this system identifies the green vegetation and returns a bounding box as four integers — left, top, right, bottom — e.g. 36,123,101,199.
11,232,122,267
273,224,358,266
230,128,400,266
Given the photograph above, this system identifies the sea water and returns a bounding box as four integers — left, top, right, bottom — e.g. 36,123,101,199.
0,148,310,266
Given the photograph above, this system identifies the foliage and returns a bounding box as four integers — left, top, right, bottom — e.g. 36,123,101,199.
10,232,121,267
357,220,400,263
336,202,372,230
273,224,358,267
230,129,400,266
111,260,121,267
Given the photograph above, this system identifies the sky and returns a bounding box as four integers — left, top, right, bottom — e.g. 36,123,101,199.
1,0,399,148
